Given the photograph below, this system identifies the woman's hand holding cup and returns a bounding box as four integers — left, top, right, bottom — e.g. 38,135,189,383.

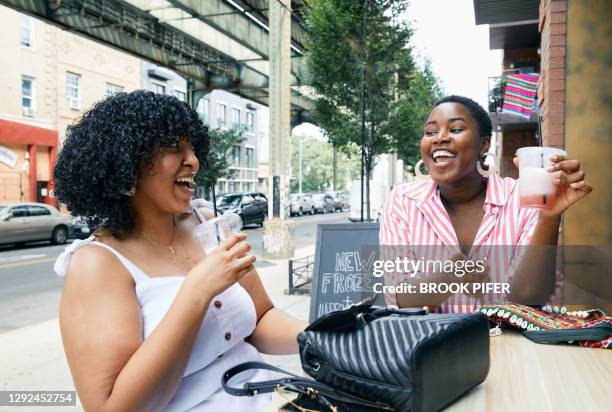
543,155,593,217
186,233,256,299
513,153,592,218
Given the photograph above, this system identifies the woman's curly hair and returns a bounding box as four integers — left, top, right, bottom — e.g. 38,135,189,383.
53,90,209,238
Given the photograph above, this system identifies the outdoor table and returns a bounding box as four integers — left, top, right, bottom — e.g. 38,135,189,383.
262,330,612,411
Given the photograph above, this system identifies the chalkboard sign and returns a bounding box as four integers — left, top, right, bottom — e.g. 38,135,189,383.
309,223,381,322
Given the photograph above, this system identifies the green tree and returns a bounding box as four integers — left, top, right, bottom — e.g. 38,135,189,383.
304,0,414,220
290,137,360,193
196,127,246,198
383,60,444,168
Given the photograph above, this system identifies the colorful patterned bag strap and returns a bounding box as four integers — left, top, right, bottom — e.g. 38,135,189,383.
480,303,611,349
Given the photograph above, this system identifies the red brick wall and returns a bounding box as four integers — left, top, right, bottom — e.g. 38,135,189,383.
538,0,567,149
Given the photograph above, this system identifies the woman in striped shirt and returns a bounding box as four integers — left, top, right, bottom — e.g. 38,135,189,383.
379,95,592,313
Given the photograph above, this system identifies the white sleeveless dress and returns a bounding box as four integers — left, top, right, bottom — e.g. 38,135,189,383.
54,200,272,411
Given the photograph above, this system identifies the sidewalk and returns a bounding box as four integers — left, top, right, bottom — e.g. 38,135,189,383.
0,245,314,411
258,245,313,376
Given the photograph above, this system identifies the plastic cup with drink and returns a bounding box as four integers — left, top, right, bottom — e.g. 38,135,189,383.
516,147,567,209
192,212,243,253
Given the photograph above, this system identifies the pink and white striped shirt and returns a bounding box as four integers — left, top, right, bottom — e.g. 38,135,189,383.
379,174,543,313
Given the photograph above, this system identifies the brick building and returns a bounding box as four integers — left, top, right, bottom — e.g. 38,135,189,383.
475,0,612,310
0,5,140,205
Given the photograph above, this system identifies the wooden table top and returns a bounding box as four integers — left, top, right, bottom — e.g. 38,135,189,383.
263,331,611,411
446,331,611,411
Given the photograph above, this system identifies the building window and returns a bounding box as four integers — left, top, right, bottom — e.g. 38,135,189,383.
174,89,186,101
20,14,33,48
66,72,81,110
22,76,34,111
231,145,241,166
105,83,124,96
197,98,210,124
231,108,241,128
246,111,254,133
66,72,80,98
151,82,165,95
229,181,239,193
65,71,81,100
217,103,227,128
246,147,254,168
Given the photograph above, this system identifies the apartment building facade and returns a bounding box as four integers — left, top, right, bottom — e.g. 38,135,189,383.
141,62,187,103
197,89,263,196
0,5,140,205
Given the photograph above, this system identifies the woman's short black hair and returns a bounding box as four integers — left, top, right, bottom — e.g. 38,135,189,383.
432,95,492,139
53,90,209,237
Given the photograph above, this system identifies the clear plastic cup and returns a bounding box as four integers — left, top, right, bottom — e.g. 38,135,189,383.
193,219,220,254
216,213,242,240
516,147,567,209
193,212,242,253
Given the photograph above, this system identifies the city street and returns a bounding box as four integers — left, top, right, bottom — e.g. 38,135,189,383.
0,211,349,334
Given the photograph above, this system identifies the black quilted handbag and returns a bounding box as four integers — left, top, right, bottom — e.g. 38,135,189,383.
223,304,490,412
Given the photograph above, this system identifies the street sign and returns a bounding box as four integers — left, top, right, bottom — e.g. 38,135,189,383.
309,223,381,322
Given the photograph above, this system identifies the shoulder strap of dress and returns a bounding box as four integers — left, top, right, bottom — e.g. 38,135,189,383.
53,236,148,283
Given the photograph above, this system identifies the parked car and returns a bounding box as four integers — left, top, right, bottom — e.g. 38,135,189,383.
216,192,267,228
288,193,315,216
327,191,349,211
247,192,269,211
311,193,335,214
0,202,73,246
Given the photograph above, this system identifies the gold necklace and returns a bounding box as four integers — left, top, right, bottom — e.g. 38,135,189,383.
142,218,192,263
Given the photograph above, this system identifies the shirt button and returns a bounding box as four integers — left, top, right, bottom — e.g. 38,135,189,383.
224,332,232,341
214,300,222,309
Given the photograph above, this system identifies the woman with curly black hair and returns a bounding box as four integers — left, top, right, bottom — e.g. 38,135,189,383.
53,90,306,411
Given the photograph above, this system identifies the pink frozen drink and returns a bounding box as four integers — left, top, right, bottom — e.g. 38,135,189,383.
516,147,566,209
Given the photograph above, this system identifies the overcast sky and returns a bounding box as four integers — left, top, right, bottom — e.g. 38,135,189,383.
404,0,502,108
293,0,502,137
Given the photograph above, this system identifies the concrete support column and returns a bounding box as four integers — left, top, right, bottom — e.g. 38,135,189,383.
263,0,295,259
186,78,210,113
268,0,292,219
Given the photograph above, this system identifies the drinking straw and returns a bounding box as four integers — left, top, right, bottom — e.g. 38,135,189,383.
536,106,544,165
535,105,546,205
536,105,543,148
